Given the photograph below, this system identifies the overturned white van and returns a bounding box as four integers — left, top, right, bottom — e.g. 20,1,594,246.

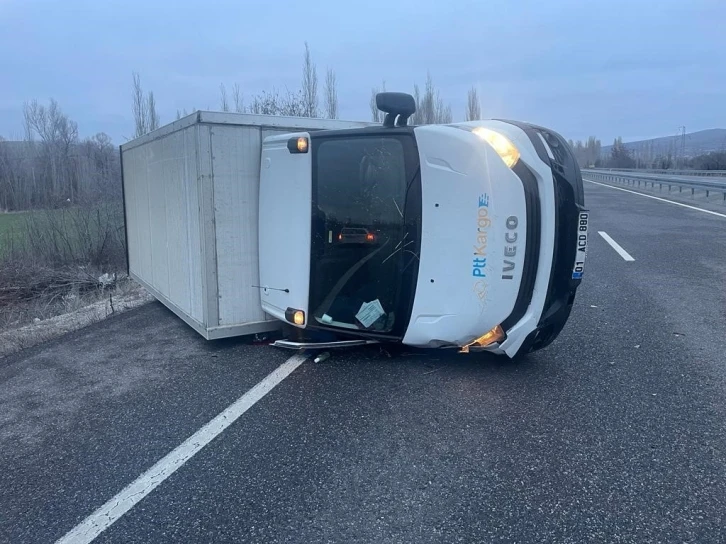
121,94,588,357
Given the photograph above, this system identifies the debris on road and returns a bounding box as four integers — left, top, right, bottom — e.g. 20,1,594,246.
313,352,331,364
98,272,116,288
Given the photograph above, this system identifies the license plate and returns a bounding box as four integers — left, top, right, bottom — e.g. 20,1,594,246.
572,211,589,279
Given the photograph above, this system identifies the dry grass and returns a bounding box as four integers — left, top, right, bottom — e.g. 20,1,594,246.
0,277,153,358
0,262,99,308
0,196,129,336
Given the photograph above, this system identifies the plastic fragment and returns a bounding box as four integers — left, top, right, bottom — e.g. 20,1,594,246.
314,352,330,364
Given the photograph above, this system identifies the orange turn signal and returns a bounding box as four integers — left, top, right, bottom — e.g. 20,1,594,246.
287,136,309,153
460,325,505,353
285,307,306,326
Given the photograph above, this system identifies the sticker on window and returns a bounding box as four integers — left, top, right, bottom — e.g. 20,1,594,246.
355,299,386,328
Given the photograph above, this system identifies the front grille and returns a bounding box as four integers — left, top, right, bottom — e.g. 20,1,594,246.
501,161,541,331
538,169,579,326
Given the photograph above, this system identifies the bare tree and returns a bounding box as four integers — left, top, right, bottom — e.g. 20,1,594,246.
220,83,229,112
132,72,147,138
410,84,421,125
176,110,182,121
324,68,338,119
0,98,126,214
370,89,379,122
301,42,318,118
232,83,244,112
436,95,453,124
0,136,25,211
466,87,481,121
409,73,451,125
132,73,159,135
247,88,306,117
370,80,386,122
23,99,79,202
422,73,437,124
585,136,601,167
147,91,159,131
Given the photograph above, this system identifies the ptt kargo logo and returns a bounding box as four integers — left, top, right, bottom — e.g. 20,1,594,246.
472,194,490,278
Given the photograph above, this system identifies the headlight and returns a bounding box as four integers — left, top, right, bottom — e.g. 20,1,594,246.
472,127,520,169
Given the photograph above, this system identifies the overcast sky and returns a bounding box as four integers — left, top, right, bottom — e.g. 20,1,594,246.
1,0,723,145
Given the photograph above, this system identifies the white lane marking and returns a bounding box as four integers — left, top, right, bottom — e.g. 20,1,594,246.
598,231,635,261
584,179,726,219
56,353,308,544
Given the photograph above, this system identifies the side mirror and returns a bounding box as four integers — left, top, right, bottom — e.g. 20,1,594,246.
376,92,416,127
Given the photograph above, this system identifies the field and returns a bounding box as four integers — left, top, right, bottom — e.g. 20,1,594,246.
0,206,127,332
0,212,29,257
0,206,125,261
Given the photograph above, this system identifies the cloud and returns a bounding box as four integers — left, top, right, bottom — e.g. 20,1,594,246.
0,0,724,144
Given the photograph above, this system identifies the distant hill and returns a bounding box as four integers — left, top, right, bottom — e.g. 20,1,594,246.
601,129,726,159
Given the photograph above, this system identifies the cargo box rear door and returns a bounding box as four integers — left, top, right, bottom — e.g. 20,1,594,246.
258,132,312,326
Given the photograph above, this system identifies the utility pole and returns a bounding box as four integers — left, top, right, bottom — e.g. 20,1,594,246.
673,129,680,169
675,126,686,168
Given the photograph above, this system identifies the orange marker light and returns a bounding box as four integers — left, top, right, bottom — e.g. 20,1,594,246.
459,325,505,353
287,136,309,154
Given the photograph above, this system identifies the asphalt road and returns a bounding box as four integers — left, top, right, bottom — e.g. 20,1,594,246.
2,180,726,543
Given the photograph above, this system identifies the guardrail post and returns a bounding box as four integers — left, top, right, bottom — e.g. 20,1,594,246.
659,183,662,191
691,188,695,197
706,190,709,198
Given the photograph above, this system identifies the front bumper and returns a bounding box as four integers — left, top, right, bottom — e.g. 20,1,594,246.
507,123,586,353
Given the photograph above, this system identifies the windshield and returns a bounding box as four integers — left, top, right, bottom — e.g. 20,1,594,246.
309,134,420,335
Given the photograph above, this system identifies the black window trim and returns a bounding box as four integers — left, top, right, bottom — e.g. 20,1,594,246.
306,128,422,340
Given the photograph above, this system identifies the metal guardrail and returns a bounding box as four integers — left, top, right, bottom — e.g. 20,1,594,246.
589,168,726,177
582,169,726,203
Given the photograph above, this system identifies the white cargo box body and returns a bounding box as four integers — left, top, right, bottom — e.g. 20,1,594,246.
121,111,370,339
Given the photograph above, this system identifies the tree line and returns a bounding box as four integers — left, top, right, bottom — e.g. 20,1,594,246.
0,100,119,212
134,44,484,139
368,75,481,125
567,135,726,171
567,136,655,170
1,41,487,213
